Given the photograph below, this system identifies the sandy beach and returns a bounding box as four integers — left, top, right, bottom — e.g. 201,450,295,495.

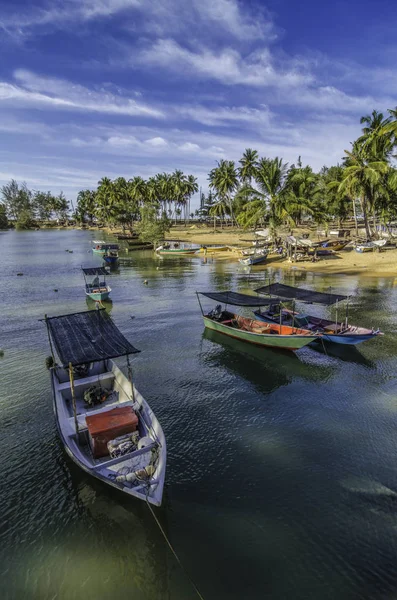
163,225,397,278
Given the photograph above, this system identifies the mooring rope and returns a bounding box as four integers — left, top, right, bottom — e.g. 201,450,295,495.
145,494,205,600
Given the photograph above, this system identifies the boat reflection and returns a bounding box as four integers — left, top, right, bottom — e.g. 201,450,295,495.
202,327,333,390
309,340,374,367
85,297,113,313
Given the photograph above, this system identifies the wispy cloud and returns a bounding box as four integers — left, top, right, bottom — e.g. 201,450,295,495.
139,39,310,88
0,70,163,118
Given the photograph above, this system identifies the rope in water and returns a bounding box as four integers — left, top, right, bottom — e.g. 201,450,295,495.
145,495,205,600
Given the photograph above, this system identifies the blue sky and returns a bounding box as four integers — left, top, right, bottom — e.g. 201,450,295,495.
1,0,396,208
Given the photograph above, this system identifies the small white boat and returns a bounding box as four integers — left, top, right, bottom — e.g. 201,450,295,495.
355,239,387,253
44,310,166,506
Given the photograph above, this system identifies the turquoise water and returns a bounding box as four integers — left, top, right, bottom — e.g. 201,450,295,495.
1,229,397,600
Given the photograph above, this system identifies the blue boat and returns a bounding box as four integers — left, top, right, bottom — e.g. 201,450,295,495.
103,247,119,265
253,282,383,345
82,267,111,302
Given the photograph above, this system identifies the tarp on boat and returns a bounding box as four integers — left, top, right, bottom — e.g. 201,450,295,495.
82,267,109,276
198,291,280,307
45,309,139,366
255,283,349,305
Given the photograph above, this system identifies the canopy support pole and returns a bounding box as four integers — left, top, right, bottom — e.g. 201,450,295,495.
127,353,135,403
69,362,79,437
279,302,283,334
44,314,56,365
292,299,295,329
196,292,204,316
345,300,349,328
335,299,338,331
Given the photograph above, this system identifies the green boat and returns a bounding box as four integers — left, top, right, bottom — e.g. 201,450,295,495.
197,291,318,352
92,241,119,255
82,267,111,302
155,244,199,255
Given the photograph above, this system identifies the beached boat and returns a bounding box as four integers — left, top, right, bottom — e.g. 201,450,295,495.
321,240,350,251
155,245,199,255
355,239,387,253
197,291,318,351
254,283,383,345
82,267,111,301
43,309,166,506
239,249,268,265
92,241,119,256
196,245,229,253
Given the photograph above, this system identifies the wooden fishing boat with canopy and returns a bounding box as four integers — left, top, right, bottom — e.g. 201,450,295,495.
43,309,166,506
196,291,319,351
253,282,383,345
82,267,111,301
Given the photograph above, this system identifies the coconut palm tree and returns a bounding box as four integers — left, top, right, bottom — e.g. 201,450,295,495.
339,144,389,239
96,177,117,226
209,198,229,230
254,157,289,225
208,160,238,225
238,148,259,185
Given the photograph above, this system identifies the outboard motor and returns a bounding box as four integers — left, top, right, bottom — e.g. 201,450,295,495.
209,304,223,320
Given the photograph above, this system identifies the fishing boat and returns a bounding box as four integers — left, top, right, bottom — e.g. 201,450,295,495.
155,245,199,255
196,245,229,253
82,267,111,301
239,249,268,266
103,246,119,265
253,283,383,345
321,240,350,251
92,241,119,256
43,309,166,506
196,291,318,351
355,239,387,253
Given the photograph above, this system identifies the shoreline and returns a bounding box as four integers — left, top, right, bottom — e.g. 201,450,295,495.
17,224,397,278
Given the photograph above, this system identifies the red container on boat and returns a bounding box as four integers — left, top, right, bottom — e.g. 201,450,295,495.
86,406,139,458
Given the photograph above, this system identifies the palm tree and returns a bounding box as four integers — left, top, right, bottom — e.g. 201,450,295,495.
209,198,229,230
358,110,393,161
254,157,288,225
238,148,259,185
339,144,389,239
96,177,117,226
208,160,238,225
283,166,322,225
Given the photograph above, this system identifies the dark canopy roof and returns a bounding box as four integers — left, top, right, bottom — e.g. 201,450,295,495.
255,283,349,305
82,267,108,276
199,291,280,307
46,309,139,367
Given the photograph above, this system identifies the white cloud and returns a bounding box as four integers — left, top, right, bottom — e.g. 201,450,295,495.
144,136,168,147
139,39,311,88
179,142,201,152
0,70,163,118
176,104,271,126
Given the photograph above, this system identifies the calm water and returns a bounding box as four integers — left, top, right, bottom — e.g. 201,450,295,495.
1,229,397,600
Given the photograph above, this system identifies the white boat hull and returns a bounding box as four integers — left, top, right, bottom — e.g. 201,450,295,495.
51,360,166,506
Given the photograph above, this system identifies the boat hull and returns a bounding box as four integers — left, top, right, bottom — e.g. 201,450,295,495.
253,310,381,345
86,290,111,301
51,361,166,506
157,249,198,255
203,316,317,351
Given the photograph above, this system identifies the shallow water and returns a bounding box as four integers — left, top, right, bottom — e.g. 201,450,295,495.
1,229,397,600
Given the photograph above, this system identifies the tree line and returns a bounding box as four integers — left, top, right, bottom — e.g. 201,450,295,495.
1,108,396,238
0,180,69,229
199,108,397,239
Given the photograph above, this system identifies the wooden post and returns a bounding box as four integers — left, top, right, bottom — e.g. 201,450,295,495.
69,362,79,437
279,302,283,335
292,299,295,329
44,314,56,364
126,354,135,403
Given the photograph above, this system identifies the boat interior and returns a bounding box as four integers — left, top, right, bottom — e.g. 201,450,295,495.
257,307,372,335
206,309,314,336
85,280,109,293
53,361,160,488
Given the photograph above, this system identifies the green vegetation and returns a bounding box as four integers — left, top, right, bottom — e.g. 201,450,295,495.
75,172,198,231
199,108,397,235
1,108,396,237
0,180,69,229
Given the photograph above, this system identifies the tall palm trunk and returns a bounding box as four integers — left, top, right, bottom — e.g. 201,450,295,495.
352,197,358,236
360,196,371,240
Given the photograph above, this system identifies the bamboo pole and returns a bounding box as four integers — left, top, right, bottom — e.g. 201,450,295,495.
69,362,79,437
44,314,56,364
126,354,135,403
